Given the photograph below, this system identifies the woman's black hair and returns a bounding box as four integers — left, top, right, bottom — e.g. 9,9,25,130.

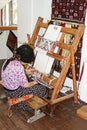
3,44,35,71
15,44,35,63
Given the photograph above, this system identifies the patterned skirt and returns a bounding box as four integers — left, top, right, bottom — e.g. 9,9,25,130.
4,84,47,110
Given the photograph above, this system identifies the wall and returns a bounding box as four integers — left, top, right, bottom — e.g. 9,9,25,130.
17,0,52,44
17,0,32,45
30,0,52,34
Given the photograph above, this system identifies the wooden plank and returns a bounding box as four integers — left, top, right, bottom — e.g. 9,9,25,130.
77,105,87,120
51,93,74,104
47,52,63,61
39,22,48,28
57,41,71,50
0,26,17,31
61,27,77,34
26,96,47,110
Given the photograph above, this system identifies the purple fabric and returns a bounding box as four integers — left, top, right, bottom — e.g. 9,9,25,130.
1,60,28,90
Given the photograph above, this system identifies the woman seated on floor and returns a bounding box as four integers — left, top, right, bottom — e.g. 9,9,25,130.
1,44,47,110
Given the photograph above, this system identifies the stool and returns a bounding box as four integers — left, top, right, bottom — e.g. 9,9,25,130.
77,105,87,120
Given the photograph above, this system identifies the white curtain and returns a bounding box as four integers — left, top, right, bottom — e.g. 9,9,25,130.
0,0,11,9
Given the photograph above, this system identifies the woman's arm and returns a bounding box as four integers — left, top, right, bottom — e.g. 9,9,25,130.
24,80,38,88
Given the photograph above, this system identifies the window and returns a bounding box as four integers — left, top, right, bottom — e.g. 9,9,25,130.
12,0,17,25
1,0,17,26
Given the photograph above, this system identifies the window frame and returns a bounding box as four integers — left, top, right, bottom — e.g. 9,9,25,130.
1,0,17,26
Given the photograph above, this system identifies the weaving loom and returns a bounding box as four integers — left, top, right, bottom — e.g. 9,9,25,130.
27,17,84,116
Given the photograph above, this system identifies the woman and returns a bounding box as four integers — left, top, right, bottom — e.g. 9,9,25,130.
1,44,47,110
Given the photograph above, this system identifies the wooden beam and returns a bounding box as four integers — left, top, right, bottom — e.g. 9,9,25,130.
0,26,17,31
51,93,74,104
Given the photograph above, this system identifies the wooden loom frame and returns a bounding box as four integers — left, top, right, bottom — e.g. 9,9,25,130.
27,17,85,114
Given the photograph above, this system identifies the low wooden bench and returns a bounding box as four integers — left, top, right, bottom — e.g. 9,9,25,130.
26,95,48,123
26,95,47,110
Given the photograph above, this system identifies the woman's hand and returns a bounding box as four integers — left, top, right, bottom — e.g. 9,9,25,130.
26,67,37,75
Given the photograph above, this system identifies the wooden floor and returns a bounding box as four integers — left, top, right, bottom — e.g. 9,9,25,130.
0,85,87,130
0,60,87,130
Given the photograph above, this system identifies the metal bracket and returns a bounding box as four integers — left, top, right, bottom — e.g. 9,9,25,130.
0,93,6,99
27,109,46,123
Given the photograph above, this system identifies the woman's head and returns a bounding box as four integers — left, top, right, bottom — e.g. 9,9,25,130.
15,44,35,63
3,44,35,71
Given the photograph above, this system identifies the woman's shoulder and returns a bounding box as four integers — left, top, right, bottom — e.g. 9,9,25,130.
10,60,22,67
8,60,24,72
